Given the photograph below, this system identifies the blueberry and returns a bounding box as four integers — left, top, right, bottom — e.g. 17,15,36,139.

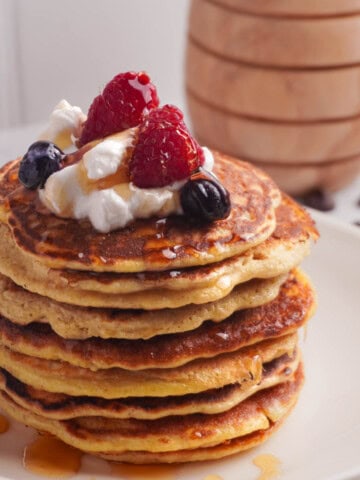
18,141,64,189
180,177,231,222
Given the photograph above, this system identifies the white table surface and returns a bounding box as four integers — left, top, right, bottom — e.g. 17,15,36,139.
1,123,359,225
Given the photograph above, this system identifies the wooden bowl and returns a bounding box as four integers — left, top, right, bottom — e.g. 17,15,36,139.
186,41,360,121
219,0,360,17
189,0,360,67
186,0,360,192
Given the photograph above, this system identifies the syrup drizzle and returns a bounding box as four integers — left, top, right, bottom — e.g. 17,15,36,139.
110,462,179,479
253,454,281,480
203,475,224,480
0,414,9,434
23,435,82,478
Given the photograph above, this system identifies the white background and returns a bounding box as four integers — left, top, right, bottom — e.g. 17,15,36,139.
0,0,190,128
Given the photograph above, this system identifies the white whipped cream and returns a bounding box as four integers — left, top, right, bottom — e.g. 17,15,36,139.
74,183,183,233
39,128,215,233
39,100,86,149
202,146,214,172
83,128,136,180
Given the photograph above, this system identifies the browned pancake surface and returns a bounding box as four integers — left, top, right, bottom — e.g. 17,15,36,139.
100,363,304,463
0,363,304,458
0,351,298,420
51,194,318,289
0,194,317,309
0,271,314,370
2,153,279,272
0,334,296,398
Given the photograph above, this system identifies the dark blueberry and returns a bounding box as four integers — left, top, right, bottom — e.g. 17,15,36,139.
18,141,64,189
300,188,335,212
180,177,231,222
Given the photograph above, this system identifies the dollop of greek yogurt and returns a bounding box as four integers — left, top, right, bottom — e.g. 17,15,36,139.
39,100,86,149
39,127,214,233
83,129,136,180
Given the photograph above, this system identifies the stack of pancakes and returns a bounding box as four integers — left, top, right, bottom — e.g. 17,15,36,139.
0,152,317,463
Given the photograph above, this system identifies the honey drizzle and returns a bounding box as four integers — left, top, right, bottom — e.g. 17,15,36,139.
0,414,9,433
110,462,179,479
253,454,281,480
23,435,82,478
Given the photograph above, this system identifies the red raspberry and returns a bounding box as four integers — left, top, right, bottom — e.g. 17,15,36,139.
79,71,159,146
130,105,204,188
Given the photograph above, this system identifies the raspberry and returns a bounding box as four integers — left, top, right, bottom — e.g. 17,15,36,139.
130,105,204,188
144,104,184,125
79,71,159,146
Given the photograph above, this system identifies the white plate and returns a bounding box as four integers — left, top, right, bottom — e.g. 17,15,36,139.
0,211,359,480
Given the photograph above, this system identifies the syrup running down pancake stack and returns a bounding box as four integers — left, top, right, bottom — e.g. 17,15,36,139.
0,72,318,463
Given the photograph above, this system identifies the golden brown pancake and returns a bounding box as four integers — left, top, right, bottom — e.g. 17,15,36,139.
0,270,314,370
12,194,317,294
0,363,304,457
101,421,282,463
1,153,281,272
0,351,299,420
100,364,303,463
0,273,286,340
0,195,317,309
0,334,297,398
0,147,316,465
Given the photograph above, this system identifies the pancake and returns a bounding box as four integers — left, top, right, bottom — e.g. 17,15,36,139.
0,273,286,340
1,196,317,294
0,270,314,370
2,153,281,273
101,420,282,464
0,334,297,398
0,195,317,309
100,364,303,463
37,194,317,295
0,351,299,420
0,84,317,468
0,363,303,456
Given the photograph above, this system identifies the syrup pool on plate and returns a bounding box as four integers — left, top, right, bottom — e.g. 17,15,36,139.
0,413,9,433
23,434,83,478
253,453,281,480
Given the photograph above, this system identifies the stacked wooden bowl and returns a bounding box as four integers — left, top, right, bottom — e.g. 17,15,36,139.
186,0,360,195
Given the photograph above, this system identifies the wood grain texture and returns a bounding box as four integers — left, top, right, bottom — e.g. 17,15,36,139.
195,138,360,195
245,157,360,195
187,0,360,192
186,42,360,121
215,0,360,17
188,93,360,163
189,0,360,68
